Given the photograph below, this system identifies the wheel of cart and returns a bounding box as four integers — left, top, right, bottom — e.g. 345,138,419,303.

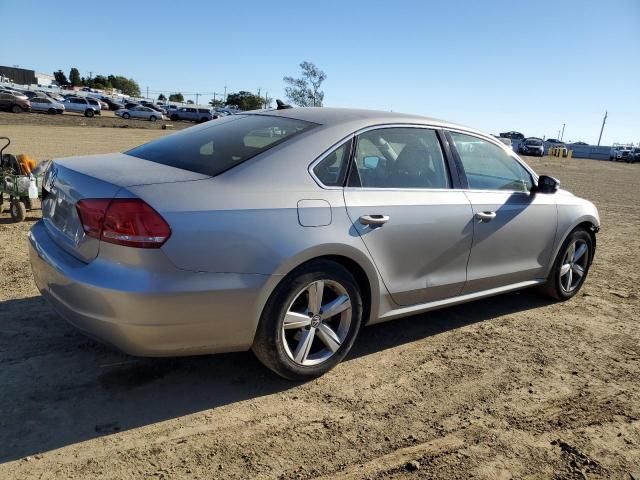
9,198,27,222
0,136,43,223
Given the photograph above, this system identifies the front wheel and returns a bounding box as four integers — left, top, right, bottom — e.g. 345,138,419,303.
47,108,56,115
149,115,157,122
11,105,23,113
541,229,593,301
252,260,363,380
122,112,130,119
85,109,94,118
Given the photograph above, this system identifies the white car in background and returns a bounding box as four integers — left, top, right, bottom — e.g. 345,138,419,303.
115,105,165,121
29,97,65,114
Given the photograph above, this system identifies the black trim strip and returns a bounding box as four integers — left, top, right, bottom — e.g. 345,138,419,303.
443,130,469,189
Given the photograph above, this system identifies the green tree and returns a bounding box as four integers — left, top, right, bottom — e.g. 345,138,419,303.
69,67,82,87
53,70,68,85
158,93,167,101
226,91,263,111
169,92,184,102
91,75,111,90
186,99,194,104
209,98,225,108
283,61,326,107
107,76,141,96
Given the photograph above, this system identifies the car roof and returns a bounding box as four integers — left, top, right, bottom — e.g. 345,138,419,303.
250,107,479,135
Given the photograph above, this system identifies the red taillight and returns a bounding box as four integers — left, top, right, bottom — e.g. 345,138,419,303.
76,199,110,239
76,198,171,248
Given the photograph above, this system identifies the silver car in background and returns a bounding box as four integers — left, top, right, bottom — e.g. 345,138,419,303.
29,96,65,114
115,105,165,121
29,108,600,379
62,96,101,117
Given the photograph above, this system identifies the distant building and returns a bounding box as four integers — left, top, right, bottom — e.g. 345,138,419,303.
35,72,56,86
0,66,37,85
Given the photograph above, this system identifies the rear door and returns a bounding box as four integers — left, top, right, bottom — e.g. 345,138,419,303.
342,126,474,306
447,131,557,293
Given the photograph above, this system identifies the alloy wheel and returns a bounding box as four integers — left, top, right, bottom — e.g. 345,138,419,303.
282,280,352,366
559,239,589,293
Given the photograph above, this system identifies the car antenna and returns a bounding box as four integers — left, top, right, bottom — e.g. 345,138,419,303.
276,99,292,110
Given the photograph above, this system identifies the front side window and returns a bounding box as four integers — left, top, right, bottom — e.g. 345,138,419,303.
450,132,533,192
351,127,450,189
313,139,352,187
127,115,316,176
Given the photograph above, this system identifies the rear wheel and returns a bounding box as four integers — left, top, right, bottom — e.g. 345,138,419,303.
11,105,23,113
541,229,593,301
9,199,26,222
85,109,94,118
170,114,178,121
252,260,363,380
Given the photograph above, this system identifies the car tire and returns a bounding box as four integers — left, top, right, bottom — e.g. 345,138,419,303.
11,105,23,113
170,114,179,121
149,115,157,122
122,112,130,119
9,199,27,222
200,117,209,123
85,109,94,118
47,108,56,115
541,228,593,301
252,260,363,380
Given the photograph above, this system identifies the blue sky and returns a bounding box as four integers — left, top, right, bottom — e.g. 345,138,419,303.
1,0,638,144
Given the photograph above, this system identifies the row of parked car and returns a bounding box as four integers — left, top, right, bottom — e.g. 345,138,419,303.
610,145,640,163
0,85,232,123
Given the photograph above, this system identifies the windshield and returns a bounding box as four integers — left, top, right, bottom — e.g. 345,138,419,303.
126,115,317,176
525,139,542,146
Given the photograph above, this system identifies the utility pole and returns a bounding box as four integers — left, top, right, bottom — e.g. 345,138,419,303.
224,85,227,100
146,86,149,99
597,111,608,146
195,93,200,105
560,123,566,141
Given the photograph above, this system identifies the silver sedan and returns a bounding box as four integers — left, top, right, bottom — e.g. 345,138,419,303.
29,108,599,379
28,96,65,114
115,105,164,121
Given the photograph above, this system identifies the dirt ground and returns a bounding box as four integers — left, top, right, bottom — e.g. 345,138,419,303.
0,123,638,480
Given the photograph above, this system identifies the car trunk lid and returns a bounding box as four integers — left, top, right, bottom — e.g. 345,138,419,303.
41,153,208,262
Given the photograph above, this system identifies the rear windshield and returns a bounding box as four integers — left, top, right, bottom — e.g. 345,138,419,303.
126,115,317,176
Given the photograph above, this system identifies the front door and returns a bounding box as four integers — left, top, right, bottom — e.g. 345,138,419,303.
343,127,474,306
448,131,558,293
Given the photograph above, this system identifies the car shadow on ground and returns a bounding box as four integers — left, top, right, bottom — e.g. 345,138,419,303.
0,289,553,462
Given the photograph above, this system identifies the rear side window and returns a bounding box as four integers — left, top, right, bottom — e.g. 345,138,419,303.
350,127,450,189
313,139,352,187
126,115,317,176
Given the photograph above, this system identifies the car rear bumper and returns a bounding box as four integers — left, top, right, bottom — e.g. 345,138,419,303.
29,220,274,357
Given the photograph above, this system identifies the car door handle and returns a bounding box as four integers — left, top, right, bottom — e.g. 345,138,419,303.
475,211,497,222
359,214,390,226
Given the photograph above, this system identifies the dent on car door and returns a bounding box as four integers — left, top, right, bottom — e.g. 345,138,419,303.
342,127,474,306
448,131,558,293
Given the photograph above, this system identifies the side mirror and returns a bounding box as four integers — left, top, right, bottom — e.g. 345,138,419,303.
363,156,380,169
535,175,560,194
